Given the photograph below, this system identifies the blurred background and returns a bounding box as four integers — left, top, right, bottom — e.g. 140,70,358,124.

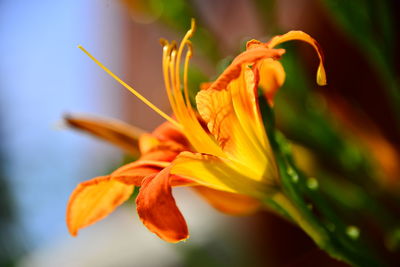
0,0,399,266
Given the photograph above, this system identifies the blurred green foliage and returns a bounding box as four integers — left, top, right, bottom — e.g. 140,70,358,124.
321,0,400,128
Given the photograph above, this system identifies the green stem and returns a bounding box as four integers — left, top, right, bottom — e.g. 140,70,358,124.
267,190,382,266
272,192,328,247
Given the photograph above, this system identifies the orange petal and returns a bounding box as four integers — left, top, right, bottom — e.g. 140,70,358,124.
111,160,168,185
139,121,190,154
171,152,276,197
193,186,260,215
66,176,134,236
111,160,193,186
64,115,145,156
208,47,285,92
267,31,327,86
200,82,213,90
136,167,189,242
139,131,188,159
140,148,181,162
197,86,258,163
152,121,190,147
170,174,195,187
138,134,161,154
196,87,239,150
196,85,263,167
229,65,271,151
257,58,286,105
196,69,273,172
112,135,187,185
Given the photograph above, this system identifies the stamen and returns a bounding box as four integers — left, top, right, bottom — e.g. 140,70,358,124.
161,43,178,112
159,19,200,132
159,38,168,47
169,49,186,117
78,45,181,128
169,49,178,94
183,41,193,107
175,19,196,96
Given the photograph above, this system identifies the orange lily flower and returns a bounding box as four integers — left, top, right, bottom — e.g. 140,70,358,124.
66,117,260,242
68,19,326,242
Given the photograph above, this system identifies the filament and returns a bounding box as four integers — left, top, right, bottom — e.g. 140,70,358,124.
78,45,181,128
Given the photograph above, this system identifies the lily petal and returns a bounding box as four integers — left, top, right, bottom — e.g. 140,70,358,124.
66,176,134,236
152,121,190,148
196,67,277,177
229,65,272,156
196,85,267,171
267,30,326,86
208,47,285,92
171,152,276,198
193,186,260,215
140,148,181,162
136,167,189,242
111,160,193,186
138,134,161,154
65,115,144,156
111,160,168,185
257,58,285,105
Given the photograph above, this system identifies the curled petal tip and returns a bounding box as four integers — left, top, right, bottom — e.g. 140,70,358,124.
267,30,327,87
317,64,327,86
68,228,78,237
